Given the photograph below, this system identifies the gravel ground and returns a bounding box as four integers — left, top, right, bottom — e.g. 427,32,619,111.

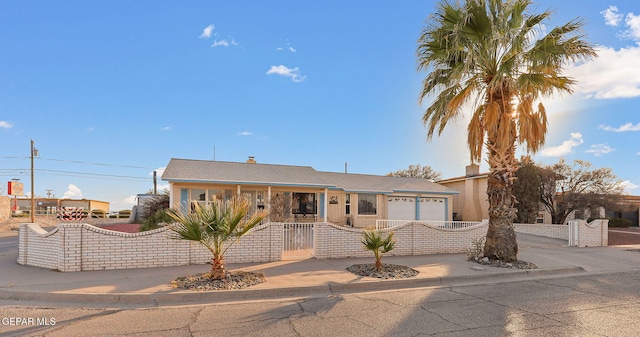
171,271,266,291
346,263,420,279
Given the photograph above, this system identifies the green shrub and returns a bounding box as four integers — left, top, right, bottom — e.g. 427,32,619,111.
139,209,174,232
608,218,631,228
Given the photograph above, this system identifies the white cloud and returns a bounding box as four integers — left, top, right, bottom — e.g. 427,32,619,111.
539,132,584,157
109,195,137,212
212,39,229,47
199,24,214,39
622,180,639,194
585,144,615,156
276,41,296,53
567,8,640,99
238,131,253,136
567,45,640,99
599,122,640,132
266,65,306,82
625,13,640,40
151,167,166,177
0,121,12,129
210,38,239,48
86,127,95,132
601,6,622,26
161,126,171,131
63,184,83,199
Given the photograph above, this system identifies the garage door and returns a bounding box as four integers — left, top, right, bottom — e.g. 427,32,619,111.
387,197,415,220
418,197,446,221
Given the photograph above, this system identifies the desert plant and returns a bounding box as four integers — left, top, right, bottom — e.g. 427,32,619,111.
608,218,631,228
139,209,174,232
166,196,266,280
362,230,396,270
465,237,486,262
142,192,170,220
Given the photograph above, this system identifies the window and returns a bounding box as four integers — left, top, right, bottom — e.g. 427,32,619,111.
292,193,317,214
345,193,351,215
358,194,377,215
191,189,206,207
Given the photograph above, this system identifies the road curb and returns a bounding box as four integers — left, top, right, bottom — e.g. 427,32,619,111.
0,266,585,306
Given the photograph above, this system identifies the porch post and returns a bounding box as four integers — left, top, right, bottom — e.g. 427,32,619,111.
267,186,272,211
324,188,328,222
237,185,241,196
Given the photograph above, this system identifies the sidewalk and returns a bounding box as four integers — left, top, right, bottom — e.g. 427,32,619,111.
1,231,640,307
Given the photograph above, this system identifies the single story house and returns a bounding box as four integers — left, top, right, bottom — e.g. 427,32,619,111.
161,157,459,228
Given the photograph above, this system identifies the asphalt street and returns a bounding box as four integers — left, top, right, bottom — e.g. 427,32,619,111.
2,270,640,337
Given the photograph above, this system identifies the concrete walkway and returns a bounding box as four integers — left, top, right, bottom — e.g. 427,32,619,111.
1,231,640,307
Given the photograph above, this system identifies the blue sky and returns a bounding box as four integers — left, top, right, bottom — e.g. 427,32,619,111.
1,1,639,211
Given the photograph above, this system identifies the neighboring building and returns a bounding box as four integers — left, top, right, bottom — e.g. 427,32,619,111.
437,164,490,222
607,195,640,227
161,158,459,228
13,198,110,216
438,164,552,224
566,195,640,226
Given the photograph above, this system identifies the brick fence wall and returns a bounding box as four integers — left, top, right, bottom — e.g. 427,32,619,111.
513,220,609,247
18,222,283,272
513,223,569,240
572,219,609,247
18,220,607,272
314,222,489,259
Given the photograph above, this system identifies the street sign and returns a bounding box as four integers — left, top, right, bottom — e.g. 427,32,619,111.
8,181,24,196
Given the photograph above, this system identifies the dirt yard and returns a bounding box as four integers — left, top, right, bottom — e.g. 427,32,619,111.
608,227,640,245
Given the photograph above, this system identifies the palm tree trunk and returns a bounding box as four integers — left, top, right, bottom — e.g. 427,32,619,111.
210,255,226,280
483,147,519,262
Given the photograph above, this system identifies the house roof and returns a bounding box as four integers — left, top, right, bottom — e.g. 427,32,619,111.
161,158,335,188
162,158,458,195
318,171,457,195
437,172,489,184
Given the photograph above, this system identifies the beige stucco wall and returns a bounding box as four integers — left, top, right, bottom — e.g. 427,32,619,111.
0,196,10,222
169,183,453,228
440,178,489,221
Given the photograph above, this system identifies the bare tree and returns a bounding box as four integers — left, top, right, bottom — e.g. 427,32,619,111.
542,159,625,224
268,193,291,222
387,164,442,182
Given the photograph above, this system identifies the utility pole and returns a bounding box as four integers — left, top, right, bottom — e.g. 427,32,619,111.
30,139,38,223
153,171,157,194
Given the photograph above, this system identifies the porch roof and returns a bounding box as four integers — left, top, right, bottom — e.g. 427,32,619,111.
162,158,336,188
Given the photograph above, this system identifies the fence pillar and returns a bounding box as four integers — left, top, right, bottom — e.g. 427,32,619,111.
59,224,83,272
17,223,28,265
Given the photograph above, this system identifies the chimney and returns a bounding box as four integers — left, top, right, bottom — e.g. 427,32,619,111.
465,164,480,177
246,156,256,164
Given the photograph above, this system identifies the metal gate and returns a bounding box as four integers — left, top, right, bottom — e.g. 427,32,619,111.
282,223,315,259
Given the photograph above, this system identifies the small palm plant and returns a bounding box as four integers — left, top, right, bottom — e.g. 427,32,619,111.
362,230,396,270
166,196,266,280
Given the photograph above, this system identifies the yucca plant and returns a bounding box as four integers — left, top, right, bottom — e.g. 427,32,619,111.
166,196,266,280
362,230,396,270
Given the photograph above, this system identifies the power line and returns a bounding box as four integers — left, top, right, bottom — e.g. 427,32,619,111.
1,156,154,170
36,169,150,181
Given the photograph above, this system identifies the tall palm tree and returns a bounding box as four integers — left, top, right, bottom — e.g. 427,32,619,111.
167,196,266,279
417,0,596,261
